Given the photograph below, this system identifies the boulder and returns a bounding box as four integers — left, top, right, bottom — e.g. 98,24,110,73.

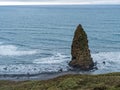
69,24,94,70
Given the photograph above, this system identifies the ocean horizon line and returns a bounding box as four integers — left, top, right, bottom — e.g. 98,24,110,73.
0,2,120,6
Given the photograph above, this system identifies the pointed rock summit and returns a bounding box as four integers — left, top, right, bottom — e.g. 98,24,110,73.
69,24,94,70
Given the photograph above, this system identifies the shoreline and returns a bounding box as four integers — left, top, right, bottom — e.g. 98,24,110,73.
0,70,95,81
0,72,120,90
0,71,82,81
0,69,116,81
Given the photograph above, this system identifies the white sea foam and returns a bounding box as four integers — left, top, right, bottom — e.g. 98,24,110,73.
92,52,120,73
0,45,37,56
0,64,40,74
92,52,120,64
0,52,70,74
0,52,120,75
0,64,69,74
33,53,69,64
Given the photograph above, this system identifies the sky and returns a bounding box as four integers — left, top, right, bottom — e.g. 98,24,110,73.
0,0,120,5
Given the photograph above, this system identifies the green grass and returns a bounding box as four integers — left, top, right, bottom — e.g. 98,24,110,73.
0,72,120,90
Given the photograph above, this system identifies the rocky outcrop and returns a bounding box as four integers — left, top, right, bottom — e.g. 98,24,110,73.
69,24,94,70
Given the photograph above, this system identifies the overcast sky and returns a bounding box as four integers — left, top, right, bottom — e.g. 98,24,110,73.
0,0,120,5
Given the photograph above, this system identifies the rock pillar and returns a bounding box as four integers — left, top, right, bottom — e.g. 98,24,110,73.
69,24,94,70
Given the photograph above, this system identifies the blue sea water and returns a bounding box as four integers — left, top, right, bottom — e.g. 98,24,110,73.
0,5,120,75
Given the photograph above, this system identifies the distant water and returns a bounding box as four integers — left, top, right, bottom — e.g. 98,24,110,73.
0,5,120,75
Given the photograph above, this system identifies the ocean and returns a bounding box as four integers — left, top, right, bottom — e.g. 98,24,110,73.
0,5,120,77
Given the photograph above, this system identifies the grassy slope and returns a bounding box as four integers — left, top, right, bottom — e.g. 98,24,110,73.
0,72,120,90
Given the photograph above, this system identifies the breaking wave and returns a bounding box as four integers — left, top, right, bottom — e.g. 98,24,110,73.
92,52,120,74
33,53,69,64
0,53,70,75
0,45,37,56
0,52,120,75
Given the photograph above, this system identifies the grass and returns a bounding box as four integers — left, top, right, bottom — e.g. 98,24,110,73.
0,72,120,90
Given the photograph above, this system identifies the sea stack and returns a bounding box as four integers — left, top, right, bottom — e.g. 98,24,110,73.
69,24,94,70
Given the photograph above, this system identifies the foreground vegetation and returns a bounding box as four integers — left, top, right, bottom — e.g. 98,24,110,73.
0,72,120,90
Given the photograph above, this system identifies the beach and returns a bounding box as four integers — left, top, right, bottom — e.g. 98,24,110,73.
0,5,120,82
